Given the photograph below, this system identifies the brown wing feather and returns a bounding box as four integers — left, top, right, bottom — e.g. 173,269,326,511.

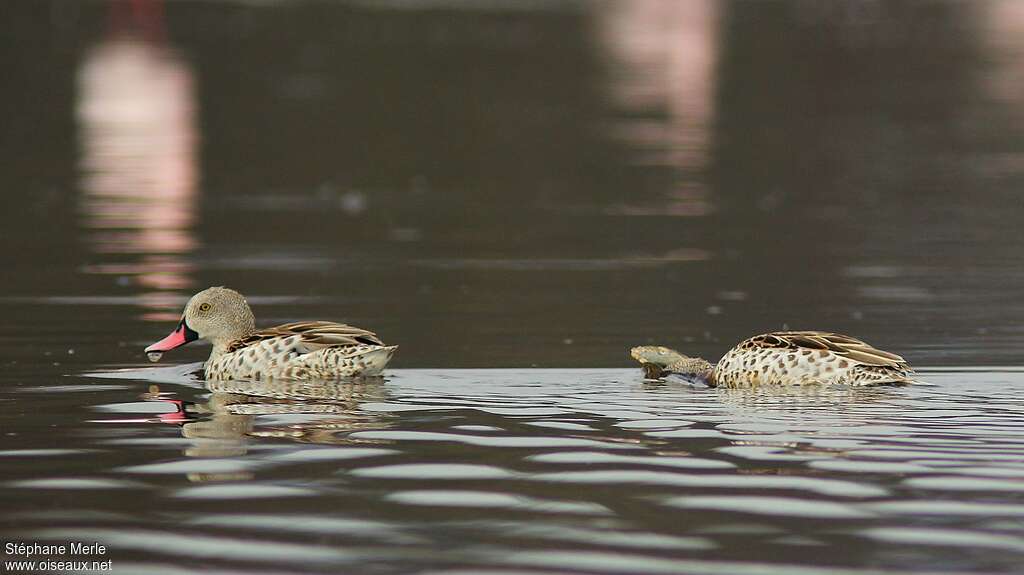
225,321,384,353
757,331,908,368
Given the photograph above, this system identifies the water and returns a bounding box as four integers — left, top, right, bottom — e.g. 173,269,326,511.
2,365,1023,574
3,1,1024,573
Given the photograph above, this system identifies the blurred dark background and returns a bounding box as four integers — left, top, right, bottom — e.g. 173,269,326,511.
2,0,1023,367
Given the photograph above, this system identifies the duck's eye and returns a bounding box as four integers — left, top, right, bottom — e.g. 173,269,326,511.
199,303,212,312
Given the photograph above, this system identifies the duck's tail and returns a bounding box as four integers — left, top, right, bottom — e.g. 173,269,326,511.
350,345,398,376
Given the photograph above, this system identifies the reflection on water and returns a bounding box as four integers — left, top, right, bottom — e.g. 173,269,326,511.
597,0,716,217
189,379,393,441
981,1,1024,113
4,367,1023,573
77,26,198,321
106,372,397,479
0,0,1016,366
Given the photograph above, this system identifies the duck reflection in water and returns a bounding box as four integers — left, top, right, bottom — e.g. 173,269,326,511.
638,371,912,469
144,377,395,482
641,370,901,412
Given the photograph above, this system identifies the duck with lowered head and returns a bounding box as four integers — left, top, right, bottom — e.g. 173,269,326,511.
631,331,922,388
145,287,396,380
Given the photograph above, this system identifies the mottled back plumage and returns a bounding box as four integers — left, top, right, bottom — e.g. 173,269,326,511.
632,330,919,388
224,321,384,353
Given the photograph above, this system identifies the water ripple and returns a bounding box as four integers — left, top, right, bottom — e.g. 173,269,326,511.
861,528,1024,552
27,528,357,563
526,451,734,470
352,463,515,480
537,470,888,497
663,495,873,519
11,367,1023,574
386,490,612,515
348,430,635,449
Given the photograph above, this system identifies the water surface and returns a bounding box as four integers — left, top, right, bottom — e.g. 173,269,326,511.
4,0,1024,367
2,365,1023,574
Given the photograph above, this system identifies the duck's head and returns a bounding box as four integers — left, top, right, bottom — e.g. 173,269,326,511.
145,287,255,360
630,345,686,367
630,345,714,383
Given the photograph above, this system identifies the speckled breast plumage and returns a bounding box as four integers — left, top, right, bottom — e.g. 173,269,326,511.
204,335,397,381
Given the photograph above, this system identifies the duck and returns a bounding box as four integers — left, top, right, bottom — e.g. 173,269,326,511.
631,331,920,387
144,287,397,380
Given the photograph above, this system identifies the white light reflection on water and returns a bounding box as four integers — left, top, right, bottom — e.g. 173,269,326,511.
4,367,1022,573
77,24,198,321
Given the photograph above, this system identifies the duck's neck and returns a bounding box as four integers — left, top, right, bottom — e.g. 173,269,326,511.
206,326,256,363
670,357,717,386
207,341,231,362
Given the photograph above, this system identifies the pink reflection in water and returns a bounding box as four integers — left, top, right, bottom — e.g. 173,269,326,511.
595,0,717,216
77,31,198,315
982,2,1024,115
